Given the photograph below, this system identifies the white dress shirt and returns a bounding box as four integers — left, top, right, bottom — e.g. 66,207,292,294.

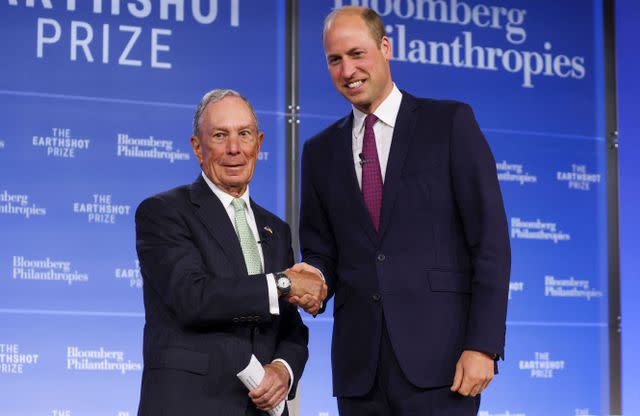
351,84,403,188
201,172,293,390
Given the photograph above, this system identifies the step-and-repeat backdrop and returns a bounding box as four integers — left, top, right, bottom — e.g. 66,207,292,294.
1,1,608,415
0,1,286,415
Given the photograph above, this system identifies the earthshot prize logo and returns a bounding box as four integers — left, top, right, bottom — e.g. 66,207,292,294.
72,194,131,224
0,190,47,219
508,281,524,300
32,127,90,158
0,343,40,375
8,0,242,70
518,351,565,379
115,259,142,289
556,164,601,191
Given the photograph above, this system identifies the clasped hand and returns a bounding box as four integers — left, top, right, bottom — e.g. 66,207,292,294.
249,362,290,411
284,262,327,315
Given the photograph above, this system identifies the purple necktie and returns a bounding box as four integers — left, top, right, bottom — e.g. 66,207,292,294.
361,114,383,232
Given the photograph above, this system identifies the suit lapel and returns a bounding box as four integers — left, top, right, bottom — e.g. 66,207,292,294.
250,200,275,274
188,175,248,276
379,93,419,239
333,115,379,246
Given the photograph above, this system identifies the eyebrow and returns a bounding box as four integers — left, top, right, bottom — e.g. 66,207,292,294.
327,48,363,59
211,124,256,132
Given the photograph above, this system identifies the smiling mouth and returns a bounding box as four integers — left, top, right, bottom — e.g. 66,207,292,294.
346,80,364,89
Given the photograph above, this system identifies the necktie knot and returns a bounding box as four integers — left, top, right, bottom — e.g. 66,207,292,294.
365,113,378,130
231,197,245,212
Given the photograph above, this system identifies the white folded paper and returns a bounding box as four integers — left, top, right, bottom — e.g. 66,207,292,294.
237,354,285,416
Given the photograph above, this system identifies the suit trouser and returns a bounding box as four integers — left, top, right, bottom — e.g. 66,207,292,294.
245,402,289,416
337,315,481,416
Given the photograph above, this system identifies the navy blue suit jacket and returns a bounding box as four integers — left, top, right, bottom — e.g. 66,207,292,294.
300,92,510,397
135,175,308,415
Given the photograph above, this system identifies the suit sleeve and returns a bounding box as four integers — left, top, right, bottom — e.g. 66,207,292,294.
449,103,511,359
299,139,339,307
135,195,272,328
274,223,309,400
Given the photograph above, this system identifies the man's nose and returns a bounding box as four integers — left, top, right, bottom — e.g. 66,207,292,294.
226,135,241,154
341,58,356,79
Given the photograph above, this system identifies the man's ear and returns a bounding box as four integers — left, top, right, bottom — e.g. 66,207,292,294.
190,135,203,164
380,36,392,61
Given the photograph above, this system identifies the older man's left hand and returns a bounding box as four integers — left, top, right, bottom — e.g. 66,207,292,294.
249,362,290,411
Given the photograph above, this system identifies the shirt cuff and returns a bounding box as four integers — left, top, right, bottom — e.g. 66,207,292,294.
272,358,294,395
315,268,326,309
266,273,280,315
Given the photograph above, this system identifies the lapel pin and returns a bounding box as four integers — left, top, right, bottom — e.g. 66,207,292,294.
263,226,273,236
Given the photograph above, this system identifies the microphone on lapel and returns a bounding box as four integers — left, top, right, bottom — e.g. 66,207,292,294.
257,226,273,244
359,153,367,166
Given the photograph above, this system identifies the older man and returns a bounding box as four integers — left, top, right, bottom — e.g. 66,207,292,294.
135,89,325,415
296,6,511,416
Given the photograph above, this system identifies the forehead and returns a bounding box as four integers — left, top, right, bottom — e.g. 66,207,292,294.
201,96,255,129
324,14,375,51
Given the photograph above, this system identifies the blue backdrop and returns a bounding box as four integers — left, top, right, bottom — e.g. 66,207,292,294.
0,1,611,415
617,0,640,414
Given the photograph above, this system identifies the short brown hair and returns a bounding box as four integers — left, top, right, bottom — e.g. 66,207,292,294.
323,6,387,46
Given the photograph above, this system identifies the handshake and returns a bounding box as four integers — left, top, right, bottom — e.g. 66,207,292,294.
279,262,328,315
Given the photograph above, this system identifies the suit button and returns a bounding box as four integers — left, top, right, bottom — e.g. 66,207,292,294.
372,294,382,302
377,254,385,262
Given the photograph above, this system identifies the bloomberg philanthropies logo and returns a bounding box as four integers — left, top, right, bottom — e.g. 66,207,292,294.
337,0,587,88
116,133,190,163
497,160,537,186
510,218,570,243
12,256,89,285
66,346,141,375
0,190,47,219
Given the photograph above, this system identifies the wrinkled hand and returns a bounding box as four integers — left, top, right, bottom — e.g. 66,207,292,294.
249,362,290,411
288,293,322,315
285,263,327,314
450,350,495,397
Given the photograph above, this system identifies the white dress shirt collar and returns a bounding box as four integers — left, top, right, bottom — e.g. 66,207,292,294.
352,84,402,133
201,171,252,210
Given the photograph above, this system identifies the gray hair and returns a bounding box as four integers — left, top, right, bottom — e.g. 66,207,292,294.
192,89,259,137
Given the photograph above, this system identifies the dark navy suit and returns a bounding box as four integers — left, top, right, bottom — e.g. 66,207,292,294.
136,175,308,416
300,92,510,412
